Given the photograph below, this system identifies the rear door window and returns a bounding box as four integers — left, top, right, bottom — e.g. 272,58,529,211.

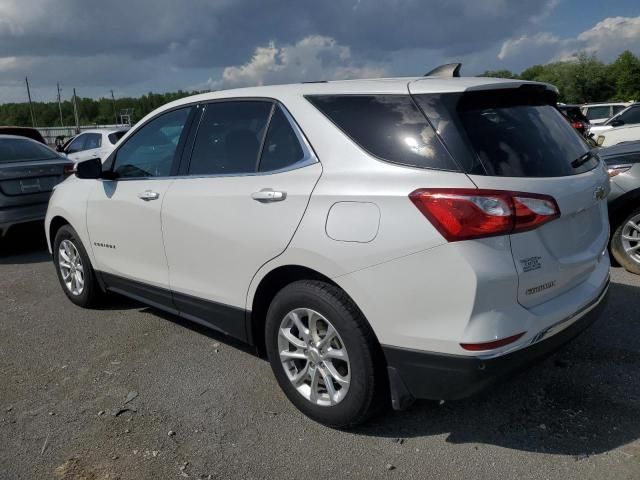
306,95,458,171
258,106,305,172
84,133,102,149
414,87,598,177
188,101,272,176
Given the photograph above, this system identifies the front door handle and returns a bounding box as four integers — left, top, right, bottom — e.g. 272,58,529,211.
251,189,287,203
137,190,160,201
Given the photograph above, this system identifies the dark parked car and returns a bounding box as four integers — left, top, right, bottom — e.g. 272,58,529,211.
0,126,47,145
557,104,590,136
600,141,640,274
0,135,73,238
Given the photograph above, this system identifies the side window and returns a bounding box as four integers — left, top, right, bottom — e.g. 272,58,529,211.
188,101,272,175
612,105,626,115
619,107,640,124
586,106,610,120
307,95,458,171
85,133,102,149
258,107,305,172
113,107,191,178
66,134,86,154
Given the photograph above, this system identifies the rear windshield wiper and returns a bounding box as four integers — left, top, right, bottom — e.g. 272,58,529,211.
571,150,596,169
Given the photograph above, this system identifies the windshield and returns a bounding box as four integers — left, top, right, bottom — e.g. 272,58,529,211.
414,87,598,177
0,137,59,163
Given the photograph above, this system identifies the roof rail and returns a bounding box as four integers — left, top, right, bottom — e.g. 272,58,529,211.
424,63,462,78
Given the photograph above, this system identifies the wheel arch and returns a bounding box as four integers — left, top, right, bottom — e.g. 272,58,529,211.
248,264,382,357
48,215,71,251
609,188,640,232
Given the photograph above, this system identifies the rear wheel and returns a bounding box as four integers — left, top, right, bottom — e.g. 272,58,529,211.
611,207,640,275
265,280,387,428
53,225,101,307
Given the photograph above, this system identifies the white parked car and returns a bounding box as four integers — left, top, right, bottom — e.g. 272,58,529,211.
45,74,610,427
57,128,129,163
581,102,631,125
596,123,640,147
589,103,640,137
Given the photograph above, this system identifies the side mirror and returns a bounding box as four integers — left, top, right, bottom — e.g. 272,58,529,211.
76,157,102,179
611,118,624,127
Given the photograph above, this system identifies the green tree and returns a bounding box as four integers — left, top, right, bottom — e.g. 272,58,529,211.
608,50,640,101
480,69,518,79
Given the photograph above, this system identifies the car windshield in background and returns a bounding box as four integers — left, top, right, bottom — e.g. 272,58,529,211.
0,137,59,163
108,131,128,145
414,88,598,177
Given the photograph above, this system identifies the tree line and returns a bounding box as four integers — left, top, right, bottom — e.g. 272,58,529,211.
481,50,640,104
1,50,639,128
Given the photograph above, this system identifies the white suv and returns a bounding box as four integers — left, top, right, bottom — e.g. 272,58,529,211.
45,75,610,427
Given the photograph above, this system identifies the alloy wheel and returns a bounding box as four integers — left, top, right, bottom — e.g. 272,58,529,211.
58,239,85,296
277,308,351,406
621,214,640,265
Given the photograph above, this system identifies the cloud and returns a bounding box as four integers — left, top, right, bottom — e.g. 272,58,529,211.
207,36,385,90
498,16,640,68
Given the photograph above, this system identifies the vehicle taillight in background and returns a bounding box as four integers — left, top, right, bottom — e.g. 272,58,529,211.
63,164,76,175
409,188,560,242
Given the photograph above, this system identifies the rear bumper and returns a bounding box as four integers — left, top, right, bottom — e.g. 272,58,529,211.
0,202,48,231
383,278,609,410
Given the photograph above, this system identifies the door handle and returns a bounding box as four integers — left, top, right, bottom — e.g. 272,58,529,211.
251,189,287,203
137,190,160,201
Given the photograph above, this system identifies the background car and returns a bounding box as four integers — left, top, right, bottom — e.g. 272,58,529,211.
0,135,72,238
581,102,631,125
590,103,640,136
557,104,590,136
595,123,640,146
600,141,640,275
0,126,47,145
57,128,129,163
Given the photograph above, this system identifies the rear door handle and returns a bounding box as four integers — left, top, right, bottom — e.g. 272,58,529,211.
137,190,160,201
251,189,286,203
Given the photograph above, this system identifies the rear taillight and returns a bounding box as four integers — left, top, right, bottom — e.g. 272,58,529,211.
409,189,560,242
571,121,584,130
63,164,76,175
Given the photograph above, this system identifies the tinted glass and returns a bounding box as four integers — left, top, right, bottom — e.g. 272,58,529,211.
586,106,611,120
415,88,597,177
618,106,640,124
108,131,127,145
0,137,59,163
612,105,627,115
188,101,272,175
258,107,305,172
66,134,87,153
113,107,191,178
307,95,457,171
85,133,102,149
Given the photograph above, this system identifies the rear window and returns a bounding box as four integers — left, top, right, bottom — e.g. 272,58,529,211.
414,87,598,177
306,95,458,171
108,131,127,145
0,137,59,163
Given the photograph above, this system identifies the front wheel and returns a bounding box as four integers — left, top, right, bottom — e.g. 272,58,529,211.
53,225,102,307
265,280,387,428
611,207,640,275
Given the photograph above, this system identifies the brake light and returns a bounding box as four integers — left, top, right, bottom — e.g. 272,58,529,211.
571,121,584,130
409,189,560,242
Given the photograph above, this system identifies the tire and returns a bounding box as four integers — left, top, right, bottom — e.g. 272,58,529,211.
265,280,387,428
53,225,102,307
611,207,640,275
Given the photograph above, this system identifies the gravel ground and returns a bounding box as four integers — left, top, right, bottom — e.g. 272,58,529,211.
1,222,639,480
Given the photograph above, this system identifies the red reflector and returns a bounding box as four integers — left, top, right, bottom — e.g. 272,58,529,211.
409,189,560,242
571,121,583,129
460,332,526,351
63,164,76,175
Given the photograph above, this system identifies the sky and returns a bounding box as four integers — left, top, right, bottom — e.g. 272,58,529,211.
0,0,639,104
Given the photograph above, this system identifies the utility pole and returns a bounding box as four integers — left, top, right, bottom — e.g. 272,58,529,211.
25,77,37,128
110,90,117,124
57,83,64,127
72,88,80,134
